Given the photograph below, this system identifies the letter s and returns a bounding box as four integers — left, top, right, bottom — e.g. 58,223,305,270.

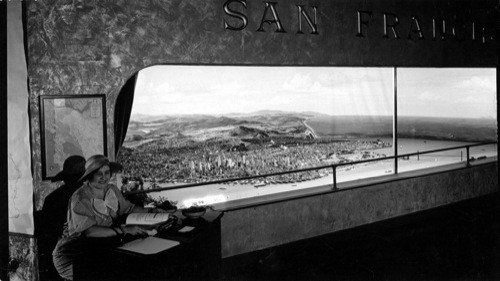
223,0,248,31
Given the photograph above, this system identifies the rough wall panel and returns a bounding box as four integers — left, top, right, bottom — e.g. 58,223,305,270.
9,236,37,281
221,164,498,258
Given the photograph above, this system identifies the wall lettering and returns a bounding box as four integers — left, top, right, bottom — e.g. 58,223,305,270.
356,10,495,44
297,5,318,34
223,0,319,34
432,19,446,41
356,10,372,37
452,19,466,41
223,0,248,31
257,2,286,33
407,16,424,40
222,2,494,45
383,12,400,39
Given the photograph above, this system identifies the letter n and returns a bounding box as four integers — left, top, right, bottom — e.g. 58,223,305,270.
297,5,318,35
432,18,446,40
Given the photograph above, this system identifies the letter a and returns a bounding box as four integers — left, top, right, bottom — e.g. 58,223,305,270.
257,2,286,33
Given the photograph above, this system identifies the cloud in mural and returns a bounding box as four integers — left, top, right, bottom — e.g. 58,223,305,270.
459,76,496,92
132,66,496,119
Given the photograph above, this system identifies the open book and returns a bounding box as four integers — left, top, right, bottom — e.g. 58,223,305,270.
125,213,173,230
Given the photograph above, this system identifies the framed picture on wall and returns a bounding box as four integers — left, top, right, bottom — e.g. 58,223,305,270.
39,95,107,180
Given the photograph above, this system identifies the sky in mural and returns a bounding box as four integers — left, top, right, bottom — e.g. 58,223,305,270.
132,66,496,119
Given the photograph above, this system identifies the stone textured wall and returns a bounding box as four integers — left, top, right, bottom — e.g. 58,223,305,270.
220,163,498,258
9,235,38,281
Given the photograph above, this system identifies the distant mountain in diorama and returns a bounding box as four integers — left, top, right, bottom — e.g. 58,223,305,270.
306,114,497,142
126,111,497,144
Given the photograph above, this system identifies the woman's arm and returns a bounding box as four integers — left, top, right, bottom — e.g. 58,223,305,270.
83,225,121,238
130,205,167,213
83,225,147,238
111,184,166,215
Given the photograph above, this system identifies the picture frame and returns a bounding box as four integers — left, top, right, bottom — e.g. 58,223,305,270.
39,95,107,180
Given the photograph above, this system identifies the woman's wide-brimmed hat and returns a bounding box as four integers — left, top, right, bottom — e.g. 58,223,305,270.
51,155,86,182
78,154,123,182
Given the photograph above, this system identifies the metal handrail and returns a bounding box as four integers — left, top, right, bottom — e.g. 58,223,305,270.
124,141,497,195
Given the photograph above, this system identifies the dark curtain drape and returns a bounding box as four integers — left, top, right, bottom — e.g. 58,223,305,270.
114,73,138,157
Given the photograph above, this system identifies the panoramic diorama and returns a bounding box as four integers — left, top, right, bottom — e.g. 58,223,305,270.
116,66,497,208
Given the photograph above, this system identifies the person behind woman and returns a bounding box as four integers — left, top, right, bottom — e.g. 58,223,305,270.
37,155,86,280
52,154,165,280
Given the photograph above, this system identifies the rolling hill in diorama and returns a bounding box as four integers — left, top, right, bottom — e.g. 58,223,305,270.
124,111,497,147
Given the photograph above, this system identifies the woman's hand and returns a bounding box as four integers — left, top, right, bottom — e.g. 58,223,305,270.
120,225,148,236
149,208,167,213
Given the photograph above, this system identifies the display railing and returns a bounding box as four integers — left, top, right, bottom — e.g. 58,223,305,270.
124,141,497,196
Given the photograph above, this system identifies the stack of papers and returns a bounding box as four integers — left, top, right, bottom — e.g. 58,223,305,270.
118,237,180,255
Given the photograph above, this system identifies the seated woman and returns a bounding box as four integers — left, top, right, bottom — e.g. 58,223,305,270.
52,154,165,281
